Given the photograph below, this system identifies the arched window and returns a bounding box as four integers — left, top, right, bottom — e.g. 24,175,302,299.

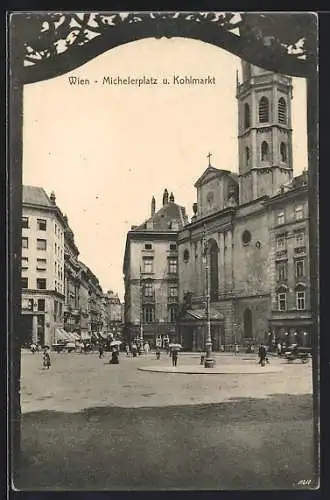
280,142,287,162
278,97,287,124
244,103,250,129
209,239,219,301
259,96,269,123
245,146,250,166
243,308,252,338
261,141,269,161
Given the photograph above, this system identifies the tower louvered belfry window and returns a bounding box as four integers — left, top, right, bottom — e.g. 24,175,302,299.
280,142,287,162
278,97,287,124
245,146,250,166
259,96,269,123
244,103,250,129
261,141,269,161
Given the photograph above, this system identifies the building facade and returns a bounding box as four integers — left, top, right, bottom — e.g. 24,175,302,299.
21,187,66,346
104,290,122,335
21,186,107,347
177,62,311,351
123,190,188,345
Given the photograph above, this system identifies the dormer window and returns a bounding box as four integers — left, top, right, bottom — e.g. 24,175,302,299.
146,221,153,230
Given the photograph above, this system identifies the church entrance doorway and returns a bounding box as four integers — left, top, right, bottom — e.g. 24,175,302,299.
243,308,253,339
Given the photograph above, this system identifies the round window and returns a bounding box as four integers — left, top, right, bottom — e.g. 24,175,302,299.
242,230,251,245
183,249,190,262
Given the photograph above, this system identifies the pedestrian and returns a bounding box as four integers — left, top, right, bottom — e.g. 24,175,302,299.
144,342,150,356
99,344,104,358
156,346,161,360
42,347,51,369
258,343,267,367
171,349,178,367
110,349,119,364
30,343,37,354
234,343,239,355
131,343,138,358
125,344,130,356
277,342,282,356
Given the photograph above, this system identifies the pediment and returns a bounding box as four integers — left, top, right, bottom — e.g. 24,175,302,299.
194,166,238,188
194,167,223,188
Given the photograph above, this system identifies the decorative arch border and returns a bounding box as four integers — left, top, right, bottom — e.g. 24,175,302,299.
12,11,317,84
8,11,319,478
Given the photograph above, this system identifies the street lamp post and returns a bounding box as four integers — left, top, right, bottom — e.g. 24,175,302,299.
202,231,215,368
139,266,144,344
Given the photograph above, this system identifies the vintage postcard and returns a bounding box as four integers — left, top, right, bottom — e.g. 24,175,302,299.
8,11,319,491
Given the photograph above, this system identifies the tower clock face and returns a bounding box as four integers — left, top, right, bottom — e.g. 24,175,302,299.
207,191,214,208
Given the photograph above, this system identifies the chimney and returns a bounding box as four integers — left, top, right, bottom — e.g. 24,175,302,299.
151,196,156,215
50,191,56,204
162,189,169,206
169,192,174,203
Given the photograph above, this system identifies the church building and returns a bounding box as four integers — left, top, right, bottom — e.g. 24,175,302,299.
177,61,311,351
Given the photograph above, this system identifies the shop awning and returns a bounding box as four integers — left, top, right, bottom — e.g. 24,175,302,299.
181,308,224,321
69,331,80,340
55,329,71,342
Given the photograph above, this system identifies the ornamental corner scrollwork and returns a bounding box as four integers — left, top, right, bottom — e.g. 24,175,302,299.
11,11,317,84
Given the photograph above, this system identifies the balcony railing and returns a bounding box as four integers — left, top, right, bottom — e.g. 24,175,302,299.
294,246,307,254
167,295,178,304
142,293,156,304
276,249,288,259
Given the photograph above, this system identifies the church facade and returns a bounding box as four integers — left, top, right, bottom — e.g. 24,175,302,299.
177,62,311,351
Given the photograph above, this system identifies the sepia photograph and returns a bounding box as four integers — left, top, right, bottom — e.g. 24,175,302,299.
8,11,319,491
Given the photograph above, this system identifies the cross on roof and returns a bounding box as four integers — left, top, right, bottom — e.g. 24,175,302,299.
207,152,212,166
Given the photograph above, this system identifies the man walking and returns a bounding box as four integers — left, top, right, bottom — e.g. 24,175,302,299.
171,349,178,367
258,343,267,367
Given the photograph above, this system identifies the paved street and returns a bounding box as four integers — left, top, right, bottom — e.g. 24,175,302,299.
16,350,315,490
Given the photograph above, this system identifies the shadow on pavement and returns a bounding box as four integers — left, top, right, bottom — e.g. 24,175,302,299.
15,393,315,491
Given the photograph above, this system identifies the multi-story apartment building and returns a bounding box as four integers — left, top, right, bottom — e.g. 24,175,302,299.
123,189,188,345
266,172,310,346
21,187,66,346
63,215,81,334
104,290,122,334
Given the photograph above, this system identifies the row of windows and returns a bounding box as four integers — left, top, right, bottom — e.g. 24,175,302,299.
142,257,178,274
276,230,305,250
244,142,288,165
22,237,47,250
22,277,47,290
22,277,63,292
143,282,178,297
277,290,306,311
22,298,46,311
22,217,47,231
244,97,287,129
22,257,47,270
276,206,305,227
276,259,305,281
144,243,177,251
22,217,64,239
142,305,177,323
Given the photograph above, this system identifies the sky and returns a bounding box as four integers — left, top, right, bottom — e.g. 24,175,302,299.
23,37,308,300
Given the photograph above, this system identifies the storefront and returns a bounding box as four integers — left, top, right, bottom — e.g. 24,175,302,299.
269,314,313,348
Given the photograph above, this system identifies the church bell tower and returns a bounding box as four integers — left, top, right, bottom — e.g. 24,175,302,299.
236,61,293,204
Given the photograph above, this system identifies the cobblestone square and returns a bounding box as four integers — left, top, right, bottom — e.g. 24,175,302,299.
16,350,316,490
